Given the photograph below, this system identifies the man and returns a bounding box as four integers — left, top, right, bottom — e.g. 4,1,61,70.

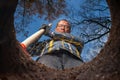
37,19,84,70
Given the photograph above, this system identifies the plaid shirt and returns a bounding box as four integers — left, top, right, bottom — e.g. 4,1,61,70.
40,31,84,59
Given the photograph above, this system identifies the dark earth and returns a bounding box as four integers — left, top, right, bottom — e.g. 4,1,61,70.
0,0,120,80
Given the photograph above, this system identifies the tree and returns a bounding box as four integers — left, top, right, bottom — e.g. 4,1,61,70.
14,0,67,36
0,0,120,80
69,0,110,43
68,0,111,61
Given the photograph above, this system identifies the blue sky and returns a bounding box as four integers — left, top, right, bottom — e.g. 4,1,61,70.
15,0,108,62
16,0,84,42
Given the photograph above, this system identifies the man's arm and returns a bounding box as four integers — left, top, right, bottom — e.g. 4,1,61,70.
21,24,52,49
46,31,84,48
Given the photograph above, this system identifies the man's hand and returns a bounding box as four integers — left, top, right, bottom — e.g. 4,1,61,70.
39,24,52,35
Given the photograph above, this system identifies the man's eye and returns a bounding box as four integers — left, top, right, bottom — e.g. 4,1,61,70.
59,25,69,28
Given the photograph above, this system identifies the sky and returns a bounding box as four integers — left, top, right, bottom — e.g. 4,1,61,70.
15,0,109,62
15,0,85,43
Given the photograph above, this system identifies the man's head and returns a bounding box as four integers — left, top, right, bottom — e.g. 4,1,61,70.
55,19,71,33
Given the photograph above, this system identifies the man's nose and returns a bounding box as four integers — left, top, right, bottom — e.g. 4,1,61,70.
61,26,65,30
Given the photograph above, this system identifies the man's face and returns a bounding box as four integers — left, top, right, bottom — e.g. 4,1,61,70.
55,20,71,33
